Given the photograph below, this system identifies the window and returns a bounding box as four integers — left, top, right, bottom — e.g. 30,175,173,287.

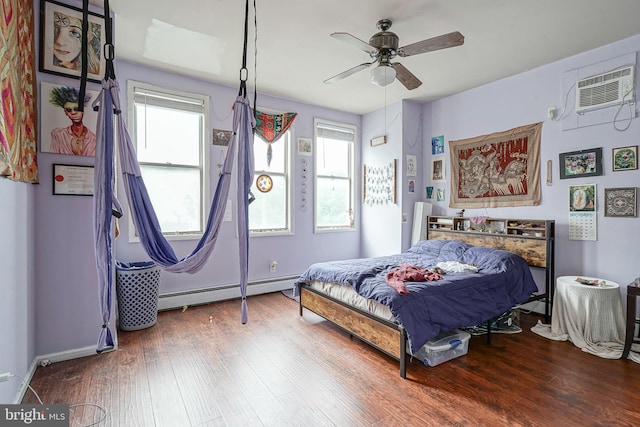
249,130,292,235
128,81,209,239
314,119,356,232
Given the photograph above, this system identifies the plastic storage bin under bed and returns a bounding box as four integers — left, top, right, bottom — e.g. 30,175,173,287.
412,329,471,367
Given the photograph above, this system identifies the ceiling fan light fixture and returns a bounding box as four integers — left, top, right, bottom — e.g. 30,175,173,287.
370,64,396,87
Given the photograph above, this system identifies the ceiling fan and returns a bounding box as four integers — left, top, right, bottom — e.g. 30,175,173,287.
324,19,464,90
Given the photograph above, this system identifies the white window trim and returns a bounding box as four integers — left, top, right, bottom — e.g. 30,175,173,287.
313,118,357,234
126,80,210,242
250,129,294,237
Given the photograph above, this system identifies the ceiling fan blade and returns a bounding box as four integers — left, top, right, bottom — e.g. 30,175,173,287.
331,32,377,55
324,62,373,84
398,31,464,57
391,63,422,90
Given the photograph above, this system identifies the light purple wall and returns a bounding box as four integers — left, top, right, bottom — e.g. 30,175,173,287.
361,101,403,257
108,61,364,299
423,35,640,290
400,101,424,250
0,179,35,403
361,100,425,257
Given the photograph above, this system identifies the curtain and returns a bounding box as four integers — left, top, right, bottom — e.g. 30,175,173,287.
0,0,38,183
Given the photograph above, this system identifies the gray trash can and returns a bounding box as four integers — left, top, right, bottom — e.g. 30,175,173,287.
115,261,161,331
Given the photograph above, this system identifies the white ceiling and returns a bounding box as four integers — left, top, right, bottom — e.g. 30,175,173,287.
98,0,640,115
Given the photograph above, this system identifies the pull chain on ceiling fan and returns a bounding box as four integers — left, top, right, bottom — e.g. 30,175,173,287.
324,19,464,90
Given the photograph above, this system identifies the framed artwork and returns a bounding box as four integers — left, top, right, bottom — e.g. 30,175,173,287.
53,163,94,195
604,187,637,217
370,135,386,147
297,137,312,156
612,145,638,171
39,0,106,82
436,188,445,202
40,82,100,156
431,156,446,183
559,148,602,179
569,184,596,212
408,179,415,193
212,129,232,146
431,135,444,154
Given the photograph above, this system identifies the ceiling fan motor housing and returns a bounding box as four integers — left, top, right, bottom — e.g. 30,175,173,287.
369,31,398,59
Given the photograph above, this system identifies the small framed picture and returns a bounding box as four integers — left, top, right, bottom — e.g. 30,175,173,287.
436,188,445,202
559,148,603,179
426,186,434,199
431,135,444,154
52,163,94,195
406,155,417,176
569,184,596,212
213,129,232,146
370,135,386,147
431,156,446,183
297,137,312,156
612,145,638,171
39,0,107,82
604,187,637,217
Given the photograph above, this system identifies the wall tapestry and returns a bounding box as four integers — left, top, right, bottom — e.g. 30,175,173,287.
0,0,39,183
363,160,396,206
449,122,542,208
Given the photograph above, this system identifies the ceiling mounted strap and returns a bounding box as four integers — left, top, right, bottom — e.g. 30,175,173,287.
103,0,115,80
77,0,89,112
238,0,249,98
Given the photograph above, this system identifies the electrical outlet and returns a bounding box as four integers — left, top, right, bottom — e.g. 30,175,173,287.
547,107,557,120
0,373,11,382
269,261,277,273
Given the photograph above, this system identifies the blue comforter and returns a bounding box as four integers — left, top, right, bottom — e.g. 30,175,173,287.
295,239,538,353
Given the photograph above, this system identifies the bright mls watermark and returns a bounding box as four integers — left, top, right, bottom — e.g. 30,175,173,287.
0,405,69,426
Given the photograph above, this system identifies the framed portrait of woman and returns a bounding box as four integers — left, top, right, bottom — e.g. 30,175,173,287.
39,0,106,82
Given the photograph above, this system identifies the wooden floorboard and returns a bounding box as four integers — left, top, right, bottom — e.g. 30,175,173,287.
23,292,640,426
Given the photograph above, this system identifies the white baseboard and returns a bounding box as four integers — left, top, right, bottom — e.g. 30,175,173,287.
16,345,115,404
157,275,298,311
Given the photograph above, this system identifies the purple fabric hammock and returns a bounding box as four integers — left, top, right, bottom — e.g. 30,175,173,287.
93,78,254,352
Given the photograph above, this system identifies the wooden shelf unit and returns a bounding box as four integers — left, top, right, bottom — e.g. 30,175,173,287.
427,216,550,239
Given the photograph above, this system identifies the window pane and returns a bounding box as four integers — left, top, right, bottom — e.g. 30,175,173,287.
253,135,285,172
135,104,201,166
316,137,349,177
249,174,286,230
140,165,202,233
316,177,350,227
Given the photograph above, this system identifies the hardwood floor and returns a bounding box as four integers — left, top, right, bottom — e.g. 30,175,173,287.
23,292,640,426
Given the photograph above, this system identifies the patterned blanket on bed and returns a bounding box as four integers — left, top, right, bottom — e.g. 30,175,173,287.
295,239,538,353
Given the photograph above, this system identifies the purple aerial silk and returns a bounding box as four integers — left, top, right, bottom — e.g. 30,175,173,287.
94,79,254,351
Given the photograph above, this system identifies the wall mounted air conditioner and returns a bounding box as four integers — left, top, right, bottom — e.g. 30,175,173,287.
575,65,635,114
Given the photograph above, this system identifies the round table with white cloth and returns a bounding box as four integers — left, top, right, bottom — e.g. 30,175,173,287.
531,276,640,362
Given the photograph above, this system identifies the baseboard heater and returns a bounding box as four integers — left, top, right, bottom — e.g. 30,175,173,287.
157,275,300,311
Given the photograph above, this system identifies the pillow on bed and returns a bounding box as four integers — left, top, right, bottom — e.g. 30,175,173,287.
407,239,470,259
461,246,522,273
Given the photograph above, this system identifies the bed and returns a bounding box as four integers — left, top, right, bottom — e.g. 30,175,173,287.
295,218,555,378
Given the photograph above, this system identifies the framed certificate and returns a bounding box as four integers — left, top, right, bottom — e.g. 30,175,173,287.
52,164,94,195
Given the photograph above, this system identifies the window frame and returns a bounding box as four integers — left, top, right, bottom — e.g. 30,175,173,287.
313,118,357,233
249,128,293,237
126,80,210,241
